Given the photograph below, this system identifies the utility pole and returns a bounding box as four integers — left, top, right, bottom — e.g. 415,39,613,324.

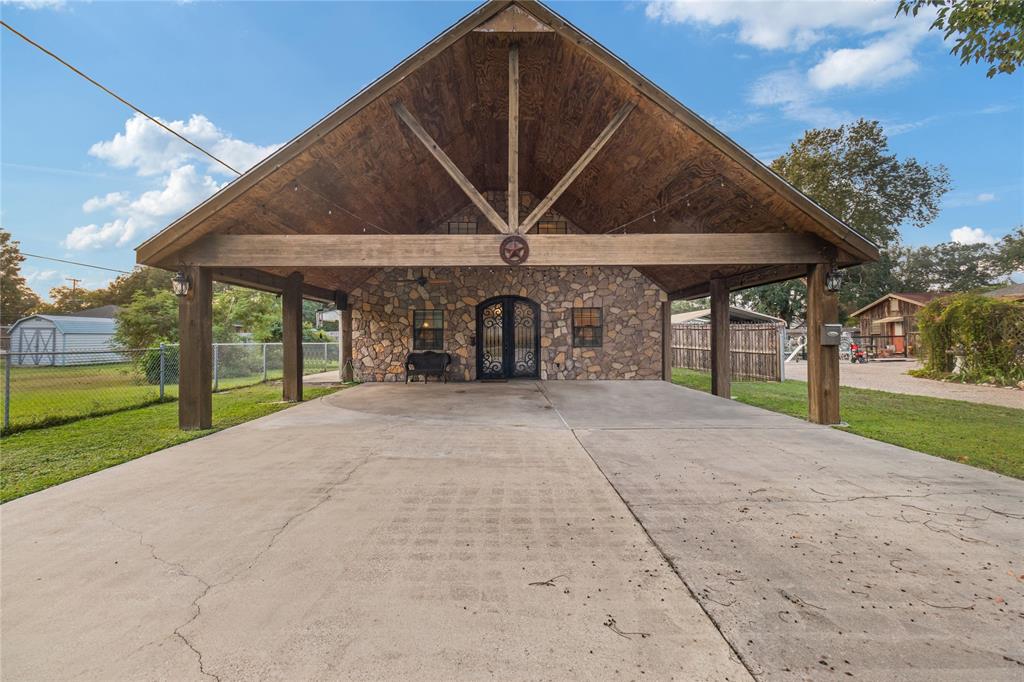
65,277,82,306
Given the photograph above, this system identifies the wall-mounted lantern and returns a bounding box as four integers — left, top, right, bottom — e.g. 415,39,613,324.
170,271,191,297
825,264,844,293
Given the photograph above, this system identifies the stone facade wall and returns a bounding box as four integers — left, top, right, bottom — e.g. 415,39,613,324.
348,266,667,382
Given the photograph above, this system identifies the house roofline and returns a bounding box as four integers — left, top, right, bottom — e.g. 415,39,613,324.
136,0,879,267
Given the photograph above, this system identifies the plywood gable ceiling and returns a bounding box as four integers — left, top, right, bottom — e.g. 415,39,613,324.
137,0,877,296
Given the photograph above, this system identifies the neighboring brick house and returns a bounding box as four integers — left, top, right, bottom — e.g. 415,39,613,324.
850,292,945,357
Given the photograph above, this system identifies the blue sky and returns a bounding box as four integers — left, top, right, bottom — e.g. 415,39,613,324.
2,0,1021,299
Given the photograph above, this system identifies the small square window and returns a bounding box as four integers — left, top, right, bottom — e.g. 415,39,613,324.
536,220,568,234
573,307,603,347
413,310,444,350
447,221,477,235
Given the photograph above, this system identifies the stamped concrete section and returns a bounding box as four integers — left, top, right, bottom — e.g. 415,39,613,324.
1,383,749,681
559,386,1024,681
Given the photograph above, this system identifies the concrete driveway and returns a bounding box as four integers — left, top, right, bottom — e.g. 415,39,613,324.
784,359,1024,409
2,382,1021,680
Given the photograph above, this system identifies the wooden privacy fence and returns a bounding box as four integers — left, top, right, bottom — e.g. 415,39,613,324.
672,322,784,381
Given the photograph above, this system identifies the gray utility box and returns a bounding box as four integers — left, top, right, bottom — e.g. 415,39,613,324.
821,324,842,346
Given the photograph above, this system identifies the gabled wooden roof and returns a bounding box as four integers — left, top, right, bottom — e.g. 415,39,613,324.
136,0,878,296
849,292,945,318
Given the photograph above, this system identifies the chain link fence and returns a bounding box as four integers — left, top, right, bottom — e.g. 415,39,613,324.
1,342,338,433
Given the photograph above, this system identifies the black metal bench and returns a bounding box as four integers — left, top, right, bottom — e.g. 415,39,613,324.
405,351,451,383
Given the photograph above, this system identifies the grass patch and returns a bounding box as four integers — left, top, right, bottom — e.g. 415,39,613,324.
673,368,1024,480
0,383,341,503
0,358,340,435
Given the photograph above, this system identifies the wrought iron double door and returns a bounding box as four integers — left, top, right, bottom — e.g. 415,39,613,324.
476,296,540,379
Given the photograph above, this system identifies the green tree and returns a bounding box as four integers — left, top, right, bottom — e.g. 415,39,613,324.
0,229,41,325
113,289,179,349
993,227,1023,273
898,240,1009,291
743,119,951,324
898,0,1024,77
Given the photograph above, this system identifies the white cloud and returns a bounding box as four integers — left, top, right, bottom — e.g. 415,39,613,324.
64,165,222,250
950,226,997,245
808,33,919,91
645,0,892,51
82,192,128,213
64,114,280,251
24,269,61,284
0,0,65,9
976,193,996,203
88,113,279,177
749,70,851,127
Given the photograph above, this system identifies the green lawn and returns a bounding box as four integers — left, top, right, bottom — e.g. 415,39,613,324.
0,383,341,503
672,368,1024,480
1,356,339,434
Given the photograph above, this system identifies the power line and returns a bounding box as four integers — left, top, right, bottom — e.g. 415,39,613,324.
1,20,241,176
21,252,133,274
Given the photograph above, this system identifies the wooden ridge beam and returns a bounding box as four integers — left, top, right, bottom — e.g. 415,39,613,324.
393,101,511,234
521,99,636,233
184,233,832,268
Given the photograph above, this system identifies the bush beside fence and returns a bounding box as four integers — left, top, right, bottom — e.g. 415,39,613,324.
1,342,339,433
914,293,1024,387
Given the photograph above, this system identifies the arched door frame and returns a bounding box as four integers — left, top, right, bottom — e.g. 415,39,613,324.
475,295,541,380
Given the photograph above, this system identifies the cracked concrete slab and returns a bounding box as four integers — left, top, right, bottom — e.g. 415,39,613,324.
563,383,1023,681
1,382,750,681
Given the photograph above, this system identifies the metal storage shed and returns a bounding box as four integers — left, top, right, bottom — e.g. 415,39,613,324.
8,315,122,366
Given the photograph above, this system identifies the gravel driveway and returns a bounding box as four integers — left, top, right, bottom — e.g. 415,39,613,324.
785,360,1023,409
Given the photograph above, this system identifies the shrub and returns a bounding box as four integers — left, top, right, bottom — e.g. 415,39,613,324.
138,346,180,386
915,293,1024,386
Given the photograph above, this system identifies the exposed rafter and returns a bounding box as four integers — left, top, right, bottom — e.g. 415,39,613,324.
393,101,511,234
521,99,636,233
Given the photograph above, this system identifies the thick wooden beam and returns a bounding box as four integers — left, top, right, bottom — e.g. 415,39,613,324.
709,277,730,399
521,100,636,233
508,43,520,232
282,272,303,402
393,101,510,234
807,263,840,424
178,265,212,430
184,233,831,268
669,264,810,301
210,267,335,303
662,299,673,381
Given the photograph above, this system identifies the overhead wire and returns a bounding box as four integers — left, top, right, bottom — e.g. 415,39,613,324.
2,20,392,235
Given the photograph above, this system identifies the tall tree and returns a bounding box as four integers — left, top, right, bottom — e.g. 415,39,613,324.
0,230,41,325
993,227,1024,273
898,241,1009,291
898,0,1024,77
743,119,950,323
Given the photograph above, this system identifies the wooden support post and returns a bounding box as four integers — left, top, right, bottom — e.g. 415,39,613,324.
178,265,212,430
807,263,840,424
282,272,303,402
662,299,673,381
338,292,354,383
508,43,520,232
709,277,730,399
